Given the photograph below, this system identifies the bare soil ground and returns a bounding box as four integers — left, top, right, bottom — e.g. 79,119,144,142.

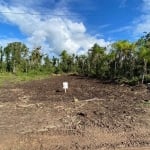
0,75,150,150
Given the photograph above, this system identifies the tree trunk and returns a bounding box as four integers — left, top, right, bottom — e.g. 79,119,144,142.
13,60,16,73
142,59,147,84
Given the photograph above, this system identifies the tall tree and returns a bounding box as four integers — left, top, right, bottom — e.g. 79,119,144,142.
76,54,88,75
0,46,4,72
60,50,73,73
4,42,28,73
136,33,150,83
30,47,43,71
88,43,107,78
43,55,54,73
111,40,135,79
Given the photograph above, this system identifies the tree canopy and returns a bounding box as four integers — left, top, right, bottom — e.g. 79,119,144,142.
0,32,150,84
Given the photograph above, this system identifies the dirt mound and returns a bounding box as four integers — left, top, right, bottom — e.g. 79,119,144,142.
0,75,150,150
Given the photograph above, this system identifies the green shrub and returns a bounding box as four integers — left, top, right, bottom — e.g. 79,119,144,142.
145,74,150,83
117,77,139,86
128,77,139,86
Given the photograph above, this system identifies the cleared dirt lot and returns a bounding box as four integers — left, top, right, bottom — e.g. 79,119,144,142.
0,75,150,150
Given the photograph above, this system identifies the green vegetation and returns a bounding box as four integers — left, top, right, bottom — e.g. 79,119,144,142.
0,32,150,85
0,72,50,85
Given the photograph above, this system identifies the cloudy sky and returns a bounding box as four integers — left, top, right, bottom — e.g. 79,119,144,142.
0,0,149,55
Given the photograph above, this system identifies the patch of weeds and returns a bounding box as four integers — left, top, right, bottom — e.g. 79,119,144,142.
0,72,50,86
142,100,150,108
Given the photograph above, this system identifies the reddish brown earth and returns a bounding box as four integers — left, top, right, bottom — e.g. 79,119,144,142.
0,75,150,150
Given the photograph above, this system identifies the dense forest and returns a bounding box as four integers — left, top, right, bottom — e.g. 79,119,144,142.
0,32,150,85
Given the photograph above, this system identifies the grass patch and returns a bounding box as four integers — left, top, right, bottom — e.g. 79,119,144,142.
143,101,150,105
140,100,150,109
0,72,50,86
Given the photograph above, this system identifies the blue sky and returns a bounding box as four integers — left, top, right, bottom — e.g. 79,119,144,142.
0,0,149,55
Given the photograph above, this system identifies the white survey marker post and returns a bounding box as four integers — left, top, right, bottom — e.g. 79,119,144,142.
63,82,68,93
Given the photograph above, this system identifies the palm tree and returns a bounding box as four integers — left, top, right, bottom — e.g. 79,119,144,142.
111,40,135,79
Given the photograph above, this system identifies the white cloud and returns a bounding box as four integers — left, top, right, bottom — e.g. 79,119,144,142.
134,0,150,36
0,37,23,47
142,0,150,12
0,3,110,55
109,26,131,34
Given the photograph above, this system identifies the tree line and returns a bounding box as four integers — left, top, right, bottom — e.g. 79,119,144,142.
0,33,150,84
